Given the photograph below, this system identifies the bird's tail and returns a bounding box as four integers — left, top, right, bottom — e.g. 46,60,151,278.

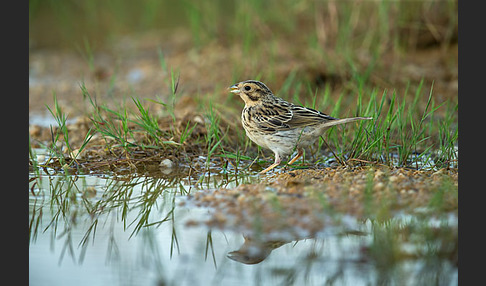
320,116,373,129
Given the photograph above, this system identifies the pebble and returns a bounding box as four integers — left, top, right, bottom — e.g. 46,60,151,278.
374,182,385,191
374,169,385,179
389,174,405,183
159,158,174,168
36,154,46,163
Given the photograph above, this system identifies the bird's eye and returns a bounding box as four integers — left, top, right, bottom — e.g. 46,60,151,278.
244,85,251,91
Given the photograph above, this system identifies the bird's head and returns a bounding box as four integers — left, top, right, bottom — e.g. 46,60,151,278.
229,80,273,106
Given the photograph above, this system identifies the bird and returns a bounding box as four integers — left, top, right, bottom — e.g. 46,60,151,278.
227,235,289,264
229,80,372,174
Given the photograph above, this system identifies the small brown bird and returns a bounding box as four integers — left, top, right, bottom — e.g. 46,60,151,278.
230,80,372,174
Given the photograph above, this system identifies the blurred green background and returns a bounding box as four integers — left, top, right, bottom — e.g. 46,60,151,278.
29,0,457,50
29,0,458,119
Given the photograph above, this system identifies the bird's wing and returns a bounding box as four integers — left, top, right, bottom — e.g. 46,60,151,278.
248,99,294,132
286,104,337,127
249,99,337,131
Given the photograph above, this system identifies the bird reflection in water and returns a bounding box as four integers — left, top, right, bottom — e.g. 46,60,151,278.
227,234,292,265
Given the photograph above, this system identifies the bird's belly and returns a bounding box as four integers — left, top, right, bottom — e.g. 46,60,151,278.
245,129,301,155
244,123,326,156
244,129,272,150
296,126,326,148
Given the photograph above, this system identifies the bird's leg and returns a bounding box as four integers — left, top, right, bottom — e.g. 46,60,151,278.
259,153,282,174
287,148,304,165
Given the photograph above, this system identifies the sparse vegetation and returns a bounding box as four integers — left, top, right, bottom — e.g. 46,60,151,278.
29,1,457,285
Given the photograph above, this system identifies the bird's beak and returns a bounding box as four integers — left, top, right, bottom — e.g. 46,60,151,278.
229,84,240,94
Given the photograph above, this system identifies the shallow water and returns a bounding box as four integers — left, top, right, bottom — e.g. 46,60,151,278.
29,113,79,128
29,150,457,286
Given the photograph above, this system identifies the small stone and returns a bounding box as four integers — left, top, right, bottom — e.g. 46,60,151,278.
374,169,385,179
389,173,406,183
159,159,174,168
36,154,45,163
374,182,385,191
